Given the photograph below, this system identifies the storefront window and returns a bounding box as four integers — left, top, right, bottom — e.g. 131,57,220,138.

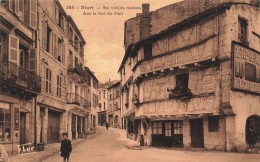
165,122,171,136
152,122,162,135
0,103,11,142
173,121,183,135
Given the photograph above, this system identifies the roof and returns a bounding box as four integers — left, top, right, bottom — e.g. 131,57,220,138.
107,81,120,90
118,2,259,72
85,67,99,83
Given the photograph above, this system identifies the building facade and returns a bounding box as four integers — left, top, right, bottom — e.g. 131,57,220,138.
0,0,99,154
0,0,40,154
119,0,260,151
107,81,121,128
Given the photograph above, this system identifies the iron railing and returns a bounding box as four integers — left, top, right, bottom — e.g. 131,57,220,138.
68,62,91,85
67,93,91,111
0,59,41,93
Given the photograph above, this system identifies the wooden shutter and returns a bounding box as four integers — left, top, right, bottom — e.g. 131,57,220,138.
57,75,59,97
49,70,52,93
42,21,47,50
18,0,24,20
9,35,19,65
55,6,59,23
15,0,19,15
9,0,14,11
29,48,37,73
29,0,37,30
62,42,65,64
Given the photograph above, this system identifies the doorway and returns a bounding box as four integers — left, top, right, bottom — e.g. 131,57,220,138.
20,112,26,144
190,118,204,148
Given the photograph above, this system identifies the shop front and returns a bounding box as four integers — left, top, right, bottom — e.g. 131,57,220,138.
152,120,183,147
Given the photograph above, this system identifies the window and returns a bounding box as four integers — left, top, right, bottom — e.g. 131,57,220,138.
110,94,112,100
116,90,120,98
99,92,101,99
238,17,248,43
45,68,51,93
103,102,105,110
126,88,129,104
103,90,105,98
74,35,79,51
165,122,172,136
173,120,183,134
208,116,219,132
57,75,62,98
59,12,64,30
144,44,152,58
176,73,189,88
42,22,52,52
245,62,256,82
0,103,11,142
152,122,162,135
69,27,73,42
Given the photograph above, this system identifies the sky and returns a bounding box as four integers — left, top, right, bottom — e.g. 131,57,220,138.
59,0,181,83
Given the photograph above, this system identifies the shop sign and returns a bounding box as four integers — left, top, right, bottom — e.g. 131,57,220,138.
232,42,260,94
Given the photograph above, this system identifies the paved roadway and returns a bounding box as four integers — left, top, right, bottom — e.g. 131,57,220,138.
44,127,260,162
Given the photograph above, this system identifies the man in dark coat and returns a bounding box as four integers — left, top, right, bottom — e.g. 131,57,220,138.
247,127,256,149
106,122,109,130
60,133,72,162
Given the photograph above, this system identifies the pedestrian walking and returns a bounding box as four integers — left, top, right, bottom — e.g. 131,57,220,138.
247,127,256,150
106,122,109,130
60,133,72,162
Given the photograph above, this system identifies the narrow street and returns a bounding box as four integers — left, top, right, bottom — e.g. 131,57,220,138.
44,127,260,162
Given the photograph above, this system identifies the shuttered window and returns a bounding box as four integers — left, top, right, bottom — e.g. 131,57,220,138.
29,48,37,73
29,0,37,29
57,75,62,98
45,68,52,93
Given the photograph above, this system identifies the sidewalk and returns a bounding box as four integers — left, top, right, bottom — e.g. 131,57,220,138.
9,137,89,162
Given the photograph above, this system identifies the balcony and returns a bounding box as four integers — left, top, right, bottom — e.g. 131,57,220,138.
67,93,91,111
68,62,91,85
0,59,41,98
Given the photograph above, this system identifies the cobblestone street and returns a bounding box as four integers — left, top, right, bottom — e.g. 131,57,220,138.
10,127,259,162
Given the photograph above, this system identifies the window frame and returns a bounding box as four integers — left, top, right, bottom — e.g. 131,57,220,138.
238,17,248,44
57,75,62,98
45,68,52,93
0,105,11,142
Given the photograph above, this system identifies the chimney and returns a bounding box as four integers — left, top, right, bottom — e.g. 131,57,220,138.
140,3,150,40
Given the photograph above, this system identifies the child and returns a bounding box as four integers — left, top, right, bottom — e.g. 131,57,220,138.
60,133,72,162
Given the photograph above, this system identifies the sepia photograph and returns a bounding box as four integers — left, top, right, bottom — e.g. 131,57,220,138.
0,0,260,161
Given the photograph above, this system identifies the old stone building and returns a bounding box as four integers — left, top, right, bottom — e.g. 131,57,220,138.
0,0,39,154
86,67,99,130
97,80,118,126
107,81,122,128
1,0,99,155
119,0,260,151
37,0,95,142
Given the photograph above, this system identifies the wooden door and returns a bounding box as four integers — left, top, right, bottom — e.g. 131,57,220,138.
190,118,204,148
164,121,173,147
47,110,60,143
20,112,26,144
152,121,164,147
